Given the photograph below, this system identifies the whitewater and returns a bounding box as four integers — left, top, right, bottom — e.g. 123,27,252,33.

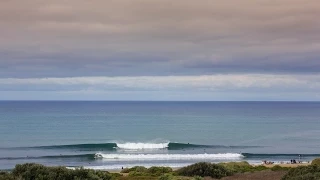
94,153,244,160
115,142,169,150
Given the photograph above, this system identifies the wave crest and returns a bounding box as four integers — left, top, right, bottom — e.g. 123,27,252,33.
116,142,169,150
28,142,261,151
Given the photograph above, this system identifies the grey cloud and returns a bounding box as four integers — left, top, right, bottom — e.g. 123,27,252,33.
0,0,320,78
0,74,319,93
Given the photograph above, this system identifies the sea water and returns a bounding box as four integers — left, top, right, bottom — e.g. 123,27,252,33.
0,101,319,170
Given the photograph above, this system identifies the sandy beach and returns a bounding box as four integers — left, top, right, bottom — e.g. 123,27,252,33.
262,163,311,168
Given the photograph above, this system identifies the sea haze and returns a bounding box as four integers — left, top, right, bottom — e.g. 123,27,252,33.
0,101,319,170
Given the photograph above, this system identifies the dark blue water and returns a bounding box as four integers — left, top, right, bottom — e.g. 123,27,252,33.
0,101,319,170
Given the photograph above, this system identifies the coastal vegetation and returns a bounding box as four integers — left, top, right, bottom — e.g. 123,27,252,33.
0,160,319,180
176,162,232,178
0,163,116,180
282,165,320,180
121,166,172,177
218,161,269,173
311,158,320,166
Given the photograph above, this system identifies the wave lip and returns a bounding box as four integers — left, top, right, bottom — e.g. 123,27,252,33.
116,142,169,150
94,153,244,161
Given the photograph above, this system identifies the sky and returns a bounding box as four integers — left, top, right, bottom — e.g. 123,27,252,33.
0,0,319,100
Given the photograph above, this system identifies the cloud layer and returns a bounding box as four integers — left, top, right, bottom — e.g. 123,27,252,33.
0,0,319,100
1,0,320,78
1,74,319,100
1,74,319,92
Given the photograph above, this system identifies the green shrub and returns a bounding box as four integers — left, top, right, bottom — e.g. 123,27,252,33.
219,161,251,173
123,166,172,177
192,176,204,180
311,158,320,166
11,163,113,180
148,166,173,176
252,165,269,171
132,166,148,173
120,168,130,173
282,165,320,180
271,165,290,171
219,162,268,173
128,171,151,177
176,162,232,179
121,166,148,173
0,171,15,180
219,161,250,166
158,173,176,180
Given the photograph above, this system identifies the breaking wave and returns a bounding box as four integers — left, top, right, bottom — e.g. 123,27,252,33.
93,153,244,161
116,142,169,149
30,142,259,150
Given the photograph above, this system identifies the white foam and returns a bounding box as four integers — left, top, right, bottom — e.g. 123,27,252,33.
94,153,243,161
116,142,169,150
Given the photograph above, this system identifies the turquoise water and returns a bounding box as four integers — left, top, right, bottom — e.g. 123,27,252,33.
0,101,320,169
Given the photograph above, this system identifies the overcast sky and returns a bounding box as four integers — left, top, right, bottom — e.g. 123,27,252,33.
0,0,319,100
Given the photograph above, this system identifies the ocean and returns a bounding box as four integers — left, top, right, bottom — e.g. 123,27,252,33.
0,101,320,170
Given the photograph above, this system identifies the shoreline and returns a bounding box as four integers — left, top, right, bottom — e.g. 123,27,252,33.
261,163,311,168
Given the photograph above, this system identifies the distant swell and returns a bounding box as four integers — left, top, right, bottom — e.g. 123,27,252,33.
35,143,117,150
0,154,95,160
31,142,259,150
94,153,244,161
